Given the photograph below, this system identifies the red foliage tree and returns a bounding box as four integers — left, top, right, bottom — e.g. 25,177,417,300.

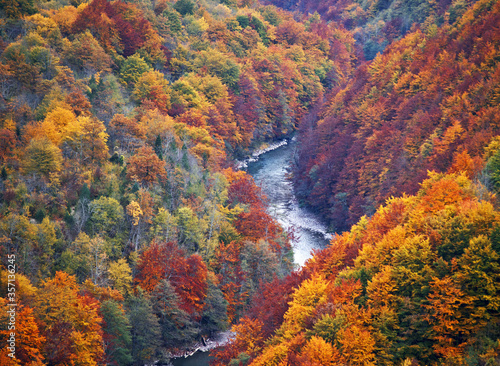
247,271,308,338
0,128,16,163
135,240,208,316
66,91,92,117
225,168,288,255
72,0,160,57
211,240,247,323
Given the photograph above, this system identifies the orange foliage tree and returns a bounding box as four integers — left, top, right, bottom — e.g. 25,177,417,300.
34,272,103,366
126,145,167,187
0,300,45,366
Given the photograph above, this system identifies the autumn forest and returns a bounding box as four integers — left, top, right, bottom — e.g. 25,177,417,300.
0,0,500,365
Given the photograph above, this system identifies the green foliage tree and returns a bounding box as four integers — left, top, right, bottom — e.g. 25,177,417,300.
33,217,58,280
101,300,133,366
127,289,161,366
486,148,500,193
200,273,229,336
152,279,199,351
162,10,182,34
59,232,92,283
0,0,36,19
221,172,500,365
119,54,152,88
173,0,195,16
176,205,205,251
455,236,500,321
23,137,63,177
64,30,113,75
89,196,125,239
193,50,240,91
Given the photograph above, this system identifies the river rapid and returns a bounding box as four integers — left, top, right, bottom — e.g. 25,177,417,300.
244,138,332,267
173,138,332,366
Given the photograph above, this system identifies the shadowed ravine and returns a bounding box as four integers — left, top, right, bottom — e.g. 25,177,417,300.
173,139,332,366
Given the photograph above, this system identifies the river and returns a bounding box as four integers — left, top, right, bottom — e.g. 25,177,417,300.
173,139,332,365
245,138,332,267
172,349,212,366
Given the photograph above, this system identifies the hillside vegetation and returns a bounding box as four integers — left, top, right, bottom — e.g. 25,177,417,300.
1,0,500,365
214,172,500,365
294,0,500,232
264,0,462,59
0,0,353,364
214,0,500,365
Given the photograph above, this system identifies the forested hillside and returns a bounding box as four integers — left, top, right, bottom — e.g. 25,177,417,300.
214,172,500,365
2,0,500,365
213,0,500,365
294,0,500,232
264,0,460,59
0,0,355,364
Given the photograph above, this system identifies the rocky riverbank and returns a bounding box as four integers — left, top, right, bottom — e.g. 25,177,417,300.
169,331,235,365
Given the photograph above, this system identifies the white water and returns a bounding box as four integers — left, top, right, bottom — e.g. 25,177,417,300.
171,331,234,366
174,139,332,366
236,140,289,169
245,138,332,266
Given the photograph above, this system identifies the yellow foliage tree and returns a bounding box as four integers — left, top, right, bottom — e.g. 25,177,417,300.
355,225,408,273
132,70,170,102
49,5,79,34
23,137,63,177
34,272,103,366
64,116,109,165
40,106,78,145
301,336,340,366
366,265,398,309
278,274,329,339
338,325,376,366
108,258,133,297
137,108,175,144
249,341,290,366
126,201,143,226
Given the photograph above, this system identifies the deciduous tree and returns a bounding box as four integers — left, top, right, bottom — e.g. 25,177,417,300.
0,300,45,366
35,272,104,366
135,240,208,317
23,137,63,177
108,258,133,297
126,145,167,187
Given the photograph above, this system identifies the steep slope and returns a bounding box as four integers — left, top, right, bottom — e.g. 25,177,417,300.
263,0,461,59
0,0,357,364
212,2,500,364
213,172,500,365
295,0,500,232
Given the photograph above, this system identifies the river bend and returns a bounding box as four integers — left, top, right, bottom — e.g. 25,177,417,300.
173,139,332,366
